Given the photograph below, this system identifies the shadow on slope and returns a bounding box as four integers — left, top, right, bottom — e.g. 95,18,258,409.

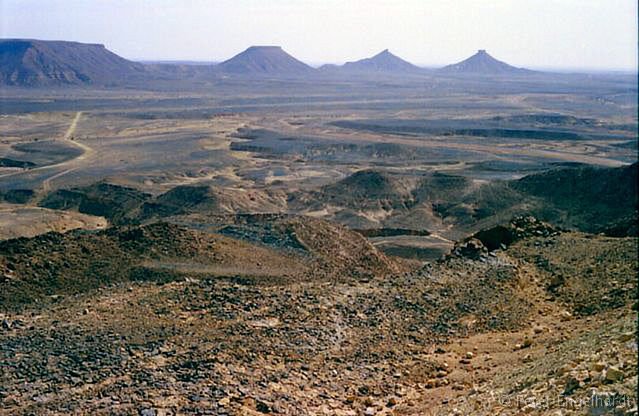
288,163,639,241
0,214,401,311
449,162,638,235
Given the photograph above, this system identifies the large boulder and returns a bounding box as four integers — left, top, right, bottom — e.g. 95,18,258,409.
472,216,559,251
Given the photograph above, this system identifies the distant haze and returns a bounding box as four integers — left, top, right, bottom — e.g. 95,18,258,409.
1,0,637,71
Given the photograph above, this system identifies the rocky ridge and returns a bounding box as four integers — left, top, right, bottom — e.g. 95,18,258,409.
0,216,635,415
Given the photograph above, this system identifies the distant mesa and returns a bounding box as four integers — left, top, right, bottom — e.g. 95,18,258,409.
325,49,421,73
440,49,532,75
0,39,145,86
0,39,547,87
215,46,314,75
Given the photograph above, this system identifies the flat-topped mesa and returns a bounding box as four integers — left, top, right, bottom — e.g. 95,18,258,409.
246,45,283,51
215,45,314,75
0,39,145,86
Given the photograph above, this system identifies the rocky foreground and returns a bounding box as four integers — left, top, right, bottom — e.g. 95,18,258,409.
0,216,636,415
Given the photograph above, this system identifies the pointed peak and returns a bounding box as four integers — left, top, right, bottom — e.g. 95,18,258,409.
473,49,494,59
440,49,532,75
374,49,392,57
340,49,419,73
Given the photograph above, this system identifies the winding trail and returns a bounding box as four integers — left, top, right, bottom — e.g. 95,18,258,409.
40,111,91,192
41,167,77,193
0,111,93,185
64,111,82,140
61,111,93,158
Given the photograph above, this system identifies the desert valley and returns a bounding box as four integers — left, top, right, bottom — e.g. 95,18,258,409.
0,36,637,416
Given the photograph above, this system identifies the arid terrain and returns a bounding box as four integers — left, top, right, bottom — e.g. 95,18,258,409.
0,41,637,415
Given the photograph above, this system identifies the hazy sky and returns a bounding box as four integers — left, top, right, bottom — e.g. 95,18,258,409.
2,0,637,70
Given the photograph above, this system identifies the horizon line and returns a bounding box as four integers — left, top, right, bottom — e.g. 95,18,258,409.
3,37,637,74
136,58,639,74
